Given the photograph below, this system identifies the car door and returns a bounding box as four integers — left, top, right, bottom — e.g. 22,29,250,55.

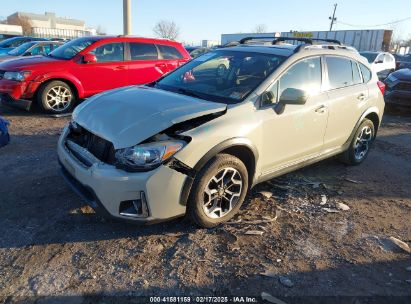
322,56,368,150
156,44,187,73
73,42,128,96
126,42,166,85
258,57,329,173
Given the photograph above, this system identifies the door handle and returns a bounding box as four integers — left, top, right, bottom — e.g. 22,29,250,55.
315,105,327,114
115,65,127,70
357,93,366,101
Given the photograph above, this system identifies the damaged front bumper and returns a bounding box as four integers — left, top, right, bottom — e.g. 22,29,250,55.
57,126,190,223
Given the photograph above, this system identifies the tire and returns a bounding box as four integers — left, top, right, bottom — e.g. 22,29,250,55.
339,119,375,165
187,154,249,228
37,80,75,113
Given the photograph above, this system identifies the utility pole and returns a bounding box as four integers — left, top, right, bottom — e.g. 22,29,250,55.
329,3,337,31
123,0,131,35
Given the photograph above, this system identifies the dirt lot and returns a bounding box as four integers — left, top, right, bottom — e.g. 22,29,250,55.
0,104,410,304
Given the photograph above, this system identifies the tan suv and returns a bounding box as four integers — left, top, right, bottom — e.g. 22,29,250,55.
58,37,385,228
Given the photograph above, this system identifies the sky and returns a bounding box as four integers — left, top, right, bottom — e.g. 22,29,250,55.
1,0,411,44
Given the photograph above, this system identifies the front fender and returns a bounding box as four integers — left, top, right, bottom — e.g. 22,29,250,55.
33,73,84,98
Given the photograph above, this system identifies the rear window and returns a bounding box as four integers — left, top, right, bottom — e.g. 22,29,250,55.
359,63,372,83
157,44,183,59
129,43,158,60
351,61,362,85
326,56,354,89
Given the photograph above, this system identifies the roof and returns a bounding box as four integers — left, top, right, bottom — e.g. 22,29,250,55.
217,44,296,57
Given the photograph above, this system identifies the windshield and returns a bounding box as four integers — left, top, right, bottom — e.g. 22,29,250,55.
0,37,26,48
155,50,285,103
7,42,37,56
48,37,98,59
360,52,378,64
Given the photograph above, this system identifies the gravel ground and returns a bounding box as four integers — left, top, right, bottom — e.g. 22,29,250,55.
0,104,410,304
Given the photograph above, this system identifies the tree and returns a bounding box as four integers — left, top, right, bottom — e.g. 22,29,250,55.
11,15,32,35
253,24,267,34
153,20,180,40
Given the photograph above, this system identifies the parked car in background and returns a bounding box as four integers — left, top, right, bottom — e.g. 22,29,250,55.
384,68,411,107
0,36,190,114
360,51,395,78
395,53,411,70
0,41,63,63
0,36,48,55
189,47,210,58
184,46,200,53
58,38,384,227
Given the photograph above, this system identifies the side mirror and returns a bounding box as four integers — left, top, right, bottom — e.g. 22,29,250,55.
279,88,308,105
83,53,97,64
260,91,275,107
23,51,32,56
274,88,308,114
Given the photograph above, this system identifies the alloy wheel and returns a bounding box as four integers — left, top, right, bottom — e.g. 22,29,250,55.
203,167,243,219
354,125,373,161
46,86,72,112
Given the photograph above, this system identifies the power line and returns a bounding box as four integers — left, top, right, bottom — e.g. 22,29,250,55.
336,16,411,28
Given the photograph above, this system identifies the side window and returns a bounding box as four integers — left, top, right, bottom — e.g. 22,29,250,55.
359,63,372,83
279,57,322,97
264,57,321,107
326,57,354,89
375,54,384,63
129,43,158,60
42,44,52,54
351,61,362,85
157,44,183,59
91,43,124,62
52,44,61,51
30,46,43,55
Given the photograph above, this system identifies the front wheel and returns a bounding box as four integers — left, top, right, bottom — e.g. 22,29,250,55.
37,80,75,114
340,119,375,165
187,154,249,228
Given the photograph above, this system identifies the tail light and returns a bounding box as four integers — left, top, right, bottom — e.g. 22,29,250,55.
377,81,385,95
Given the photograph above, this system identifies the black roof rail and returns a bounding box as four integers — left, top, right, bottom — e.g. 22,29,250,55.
239,36,342,46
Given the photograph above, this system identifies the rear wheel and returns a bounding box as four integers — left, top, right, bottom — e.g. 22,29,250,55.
37,80,75,113
339,119,375,165
187,154,248,228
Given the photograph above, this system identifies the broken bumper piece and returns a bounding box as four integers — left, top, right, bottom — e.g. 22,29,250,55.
57,126,189,223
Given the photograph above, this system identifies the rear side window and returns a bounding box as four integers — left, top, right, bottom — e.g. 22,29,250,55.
129,43,158,60
351,61,362,85
157,44,183,59
359,63,372,83
326,57,354,89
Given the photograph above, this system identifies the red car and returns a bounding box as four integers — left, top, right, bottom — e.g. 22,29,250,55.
0,36,191,113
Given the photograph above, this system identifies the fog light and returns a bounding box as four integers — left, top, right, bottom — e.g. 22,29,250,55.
119,191,149,218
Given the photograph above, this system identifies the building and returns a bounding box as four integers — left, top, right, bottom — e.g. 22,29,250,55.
221,30,393,52
201,40,219,48
0,24,23,40
6,11,95,39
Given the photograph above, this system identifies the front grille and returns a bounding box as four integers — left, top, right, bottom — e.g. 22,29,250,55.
66,124,116,165
394,82,411,91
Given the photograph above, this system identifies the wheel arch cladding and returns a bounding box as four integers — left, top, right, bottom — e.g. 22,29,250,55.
38,78,80,100
179,138,258,206
364,112,380,133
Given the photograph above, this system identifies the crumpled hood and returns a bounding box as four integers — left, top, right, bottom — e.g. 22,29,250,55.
73,86,227,149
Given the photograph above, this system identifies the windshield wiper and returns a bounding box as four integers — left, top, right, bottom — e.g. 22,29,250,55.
174,88,205,99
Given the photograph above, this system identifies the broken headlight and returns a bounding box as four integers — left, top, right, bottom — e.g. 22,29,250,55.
115,140,186,171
